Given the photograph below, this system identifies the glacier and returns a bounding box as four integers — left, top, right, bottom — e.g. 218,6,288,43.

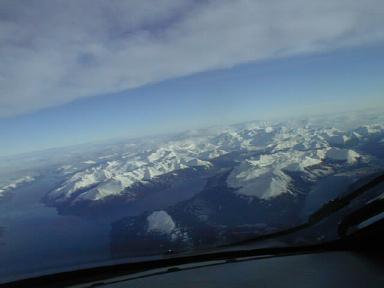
147,210,176,235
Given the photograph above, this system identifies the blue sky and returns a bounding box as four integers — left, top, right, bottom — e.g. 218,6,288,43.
1,44,383,156
0,1,384,156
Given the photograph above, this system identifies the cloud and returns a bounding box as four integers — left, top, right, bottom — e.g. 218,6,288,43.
0,0,383,117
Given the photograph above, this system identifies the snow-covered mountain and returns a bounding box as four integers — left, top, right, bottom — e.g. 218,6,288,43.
40,115,384,211
46,139,217,204
107,116,384,256
1,110,384,257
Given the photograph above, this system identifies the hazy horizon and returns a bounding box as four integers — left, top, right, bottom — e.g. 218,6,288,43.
1,105,383,159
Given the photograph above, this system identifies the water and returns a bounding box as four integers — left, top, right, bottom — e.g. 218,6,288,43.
0,175,111,282
0,172,206,283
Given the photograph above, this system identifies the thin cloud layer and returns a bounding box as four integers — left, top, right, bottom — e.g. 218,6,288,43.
0,0,383,117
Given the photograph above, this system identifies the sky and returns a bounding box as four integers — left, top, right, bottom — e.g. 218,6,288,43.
0,0,384,156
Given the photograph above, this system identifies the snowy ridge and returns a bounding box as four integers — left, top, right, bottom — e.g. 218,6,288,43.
325,148,361,164
48,140,216,202
0,176,35,198
227,149,325,199
45,116,383,204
